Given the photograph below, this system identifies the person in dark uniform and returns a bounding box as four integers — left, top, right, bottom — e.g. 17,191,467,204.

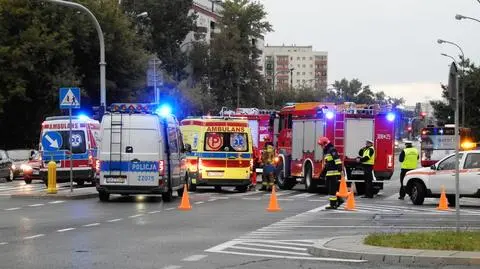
318,136,343,209
358,139,375,198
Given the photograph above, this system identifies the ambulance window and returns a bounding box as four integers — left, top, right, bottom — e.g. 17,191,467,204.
168,127,179,153
57,131,86,154
204,132,249,152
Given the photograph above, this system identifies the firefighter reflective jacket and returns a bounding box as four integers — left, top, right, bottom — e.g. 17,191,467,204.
323,143,342,176
262,145,275,165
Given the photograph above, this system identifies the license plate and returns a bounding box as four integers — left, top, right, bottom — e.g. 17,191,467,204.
352,170,364,175
33,170,39,175
105,178,126,184
207,172,224,177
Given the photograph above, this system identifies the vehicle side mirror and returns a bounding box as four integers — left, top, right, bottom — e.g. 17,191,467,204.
183,144,192,153
430,164,436,170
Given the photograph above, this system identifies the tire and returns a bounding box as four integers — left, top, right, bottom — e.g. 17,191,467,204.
162,189,173,202
76,180,85,186
276,161,295,190
99,191,110,202
187,174,197,192
24,178,32,184
304,164,316,193
447,195,457,207
409,180,426,205
214,186,222,192
8,170,14,182
355,182,365,196
236,185,248,193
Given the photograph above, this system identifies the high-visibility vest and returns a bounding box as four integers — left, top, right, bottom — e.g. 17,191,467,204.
401,147,418,169
324,153,342,176
362,146,375,165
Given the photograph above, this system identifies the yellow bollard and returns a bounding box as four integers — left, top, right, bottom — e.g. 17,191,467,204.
47,161,57,194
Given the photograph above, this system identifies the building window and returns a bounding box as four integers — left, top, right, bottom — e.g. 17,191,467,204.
302,57,305,60
290,57,293,60
297,64,300,68
302,72,305,75
302,79,306,83
310,64,313,68
310,57,313,60
267,79,272,84
297,80,300,83
296,72,300,76
302,64,306,68
297,57,300,60
310,72,313,75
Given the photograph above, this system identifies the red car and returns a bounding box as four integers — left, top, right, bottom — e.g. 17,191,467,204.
22,152,42,184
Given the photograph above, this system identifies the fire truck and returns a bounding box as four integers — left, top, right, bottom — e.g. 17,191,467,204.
273,102,396,194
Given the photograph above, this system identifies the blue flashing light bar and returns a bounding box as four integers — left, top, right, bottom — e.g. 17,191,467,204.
109,103,156,113
386,112,396,122
325,111,335,120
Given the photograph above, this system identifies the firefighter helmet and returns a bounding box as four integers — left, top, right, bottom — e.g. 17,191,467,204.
318,136,330,146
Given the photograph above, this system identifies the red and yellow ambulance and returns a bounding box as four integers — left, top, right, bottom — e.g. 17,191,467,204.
180,117,254,192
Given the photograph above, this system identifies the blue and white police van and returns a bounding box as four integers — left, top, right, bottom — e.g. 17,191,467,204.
96,103,189,202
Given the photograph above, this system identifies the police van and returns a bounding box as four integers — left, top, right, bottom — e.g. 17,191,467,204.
39,115,100,186
180,117,254,192
96,103,188,202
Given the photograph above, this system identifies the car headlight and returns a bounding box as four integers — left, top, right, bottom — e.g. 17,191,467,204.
21,164,32,171
11,164,16,170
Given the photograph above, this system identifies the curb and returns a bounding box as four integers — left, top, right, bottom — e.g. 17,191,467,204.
307,236,480,266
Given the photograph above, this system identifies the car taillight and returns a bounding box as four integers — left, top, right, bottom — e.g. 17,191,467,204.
95,160,100,172
387,154,393,169
159,160,165,176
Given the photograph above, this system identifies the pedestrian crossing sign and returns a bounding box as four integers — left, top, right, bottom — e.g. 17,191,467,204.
59,87,81,109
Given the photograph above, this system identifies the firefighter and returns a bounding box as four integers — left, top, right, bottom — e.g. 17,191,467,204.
398,140,419,200
260,137,276,191
318,137,343,209
358,139,375,198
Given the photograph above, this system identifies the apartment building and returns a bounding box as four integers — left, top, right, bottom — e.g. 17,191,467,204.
264,45,328,90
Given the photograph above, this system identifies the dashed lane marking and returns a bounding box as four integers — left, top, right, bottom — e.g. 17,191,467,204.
0,242,8,245
107,218,122,223
83,223,100,227
182,254,208,262
128,214,143,219
4,207,20,211
48,200,65,204
194,201,205,205
148,210,161,214
207,198,218,202
161,266,182,269
24,234,45,240
165,208,175,211
28,203,44,207
57,228,76,232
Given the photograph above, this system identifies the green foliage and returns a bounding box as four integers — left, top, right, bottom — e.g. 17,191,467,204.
328,78,404,105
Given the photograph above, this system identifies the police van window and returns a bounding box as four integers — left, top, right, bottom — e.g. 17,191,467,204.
205,132,249,152
57,131,86,154
437,153,463,170
168,127,179,153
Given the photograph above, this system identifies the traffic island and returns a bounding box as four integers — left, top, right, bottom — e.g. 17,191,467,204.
10,187,98,200
308,234,480,266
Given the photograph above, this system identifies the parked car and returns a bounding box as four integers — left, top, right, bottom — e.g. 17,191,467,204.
23,151,42,184
7,149,37,181
0,150,12,181
405,150,480,206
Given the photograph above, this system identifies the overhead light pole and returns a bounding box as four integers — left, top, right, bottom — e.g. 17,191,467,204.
456,14,480,24
43,0,107,111
437,39,465,127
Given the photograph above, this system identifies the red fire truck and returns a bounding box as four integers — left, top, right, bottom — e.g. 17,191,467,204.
273,102,396,194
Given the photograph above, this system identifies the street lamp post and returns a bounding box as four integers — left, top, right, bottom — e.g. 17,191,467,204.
43,0,107,111
437,39,465,127
456,14,480,24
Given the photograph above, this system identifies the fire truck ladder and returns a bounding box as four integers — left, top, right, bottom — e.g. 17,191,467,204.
109,113,123,176
334,113,345,158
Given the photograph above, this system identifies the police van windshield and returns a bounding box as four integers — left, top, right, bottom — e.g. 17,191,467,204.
204,132,248,152
54,131,87,154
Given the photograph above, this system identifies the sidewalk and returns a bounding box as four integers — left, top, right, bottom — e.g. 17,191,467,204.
308,235,480,266
10,187,98,200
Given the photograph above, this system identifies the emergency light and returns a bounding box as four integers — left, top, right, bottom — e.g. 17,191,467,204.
155,104,172,117
108,103,173,116
386,112,396,122
325,111,335,120
77,114,90,121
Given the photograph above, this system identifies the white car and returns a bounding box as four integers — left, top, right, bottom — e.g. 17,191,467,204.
404,150,480,206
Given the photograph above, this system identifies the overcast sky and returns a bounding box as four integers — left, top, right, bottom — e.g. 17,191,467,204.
258,0,480,105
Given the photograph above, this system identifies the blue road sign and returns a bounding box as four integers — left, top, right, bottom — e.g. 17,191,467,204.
42,131,63,152
59,87,81,109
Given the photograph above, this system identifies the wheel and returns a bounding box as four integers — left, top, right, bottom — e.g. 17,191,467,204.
8,170,14,182
76,180,85,186
276,161,296,190
447,195,457,207
214,186,222,192
409,180,426,205
24,178,32,184
304,164,316,193
236,185,248,193
177,186,185,197
99,191,110,202
162,189,173,202
187,174,197,192
355,182,365,196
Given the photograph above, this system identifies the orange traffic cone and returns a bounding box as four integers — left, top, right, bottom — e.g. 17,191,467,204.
437,186,449,211
266,185,281,212
336,176,349,198
345,190,356,211
178,184,192,211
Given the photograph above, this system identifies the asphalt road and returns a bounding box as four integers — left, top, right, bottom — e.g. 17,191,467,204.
1,157,480,269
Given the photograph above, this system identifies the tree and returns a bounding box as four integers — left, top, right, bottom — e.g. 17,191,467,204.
329,78,402,105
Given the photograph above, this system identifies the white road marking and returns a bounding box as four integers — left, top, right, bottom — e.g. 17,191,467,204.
308,199,326,202
277,225,480,229
207,198,218,202
0,242,8,245
291,193,316,198
128,214,143,218
161,265,182,269
182,254,208,261
57,228,76,232
242,197,261,201
194,201,205,205
276,198,294,201
83,223,100,227
4,207,21,211
107,218,122,223
28,203,44,207
148,210,161,214
165,208,175,211
48,200,65,204
307,204,330,213
24,234,45,240
238,242,308,251
229,245,311,256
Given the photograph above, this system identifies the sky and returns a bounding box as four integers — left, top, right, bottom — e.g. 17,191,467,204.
258,0,480,105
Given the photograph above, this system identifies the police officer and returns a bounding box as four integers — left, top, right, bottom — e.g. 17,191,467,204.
260,137,276,191
318,137,343,209
398,140,419,200
358,139,375,198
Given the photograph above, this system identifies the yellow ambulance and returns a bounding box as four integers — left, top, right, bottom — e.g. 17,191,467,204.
180,117,254,192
